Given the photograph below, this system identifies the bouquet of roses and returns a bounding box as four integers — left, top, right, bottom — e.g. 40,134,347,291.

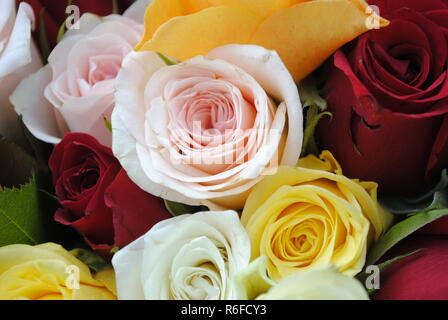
0,0,447,301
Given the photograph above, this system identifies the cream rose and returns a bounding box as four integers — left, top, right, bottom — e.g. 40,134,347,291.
0,0,41,143
235,257,369,300
112,44,302,209
11,0,150,147
112,210,250,300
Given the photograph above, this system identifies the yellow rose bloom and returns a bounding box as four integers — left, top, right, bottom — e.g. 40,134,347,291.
241,151,392,280
136,0,389,82
0,243,116,300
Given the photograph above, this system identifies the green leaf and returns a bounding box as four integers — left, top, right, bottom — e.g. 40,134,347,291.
112,0,119,14
56,22,67,43
381,169,448,214
103,117,113,132
0,175,48,246
157,52,178,66
38,9,51,63
301,106,331,156
56,0,74,43
298,75,331,156
164,199,208,217
70,248,111,273
298,76,328,112
366,209,448,265
110,246,119,254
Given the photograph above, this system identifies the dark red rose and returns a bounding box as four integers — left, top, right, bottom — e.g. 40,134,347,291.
317,0,448,197
373,235,448,300
49,133,171,258
19,0,134,47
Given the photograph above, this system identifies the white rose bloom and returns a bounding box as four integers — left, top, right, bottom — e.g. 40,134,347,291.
112,210,251,300
0,0,41,143
259,266,369,300
112,44,303,210
235,257,369,300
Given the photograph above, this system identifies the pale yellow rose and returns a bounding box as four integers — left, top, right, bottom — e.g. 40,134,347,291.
0,243,116,300
241,151,392,280
136,0,389,82
235,256,369,300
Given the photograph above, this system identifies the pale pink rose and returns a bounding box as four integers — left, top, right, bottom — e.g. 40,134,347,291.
112,45,303,209
0,0,41,144
11,0,150,147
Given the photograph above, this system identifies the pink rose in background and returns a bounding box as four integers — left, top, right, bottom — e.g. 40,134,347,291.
0,0,41,144
11,0,149,147
112,45,303,210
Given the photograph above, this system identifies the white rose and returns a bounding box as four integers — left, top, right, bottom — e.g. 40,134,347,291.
112,44,303,210
259,266,369,300
11,0,151,147
0,0,41,143
112,210,251,300
235,257,369,300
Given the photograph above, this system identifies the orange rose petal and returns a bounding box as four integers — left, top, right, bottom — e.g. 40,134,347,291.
184,0,213,13
136,0,261,50
135,0,184,50
232,0,293,17
250,0,389,82
138,6,262,61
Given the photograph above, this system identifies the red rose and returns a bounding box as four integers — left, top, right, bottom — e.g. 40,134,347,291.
19,0,133,46
317,0,448,196
373,235,448,300
49,133,171,258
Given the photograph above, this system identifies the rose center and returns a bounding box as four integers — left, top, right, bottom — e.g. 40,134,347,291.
88,55,122,85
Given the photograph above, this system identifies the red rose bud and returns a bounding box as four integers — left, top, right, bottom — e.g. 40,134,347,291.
373,235,448,300
317,0,448,197
49,133,171,258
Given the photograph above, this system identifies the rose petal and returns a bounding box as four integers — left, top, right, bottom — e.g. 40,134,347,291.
0,2,36,77
11,65,66,144
112,210,250,300
207,44,303,166
250,0,389,82
138,6,262,61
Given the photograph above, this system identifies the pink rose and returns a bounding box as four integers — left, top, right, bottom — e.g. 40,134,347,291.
0,0,41,143
112,45,303,209
11,0,149,146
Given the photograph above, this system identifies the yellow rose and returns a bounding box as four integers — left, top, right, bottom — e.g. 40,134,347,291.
0,243,116,300
235,256,369,300
136,0,389,82
241,151,392,280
